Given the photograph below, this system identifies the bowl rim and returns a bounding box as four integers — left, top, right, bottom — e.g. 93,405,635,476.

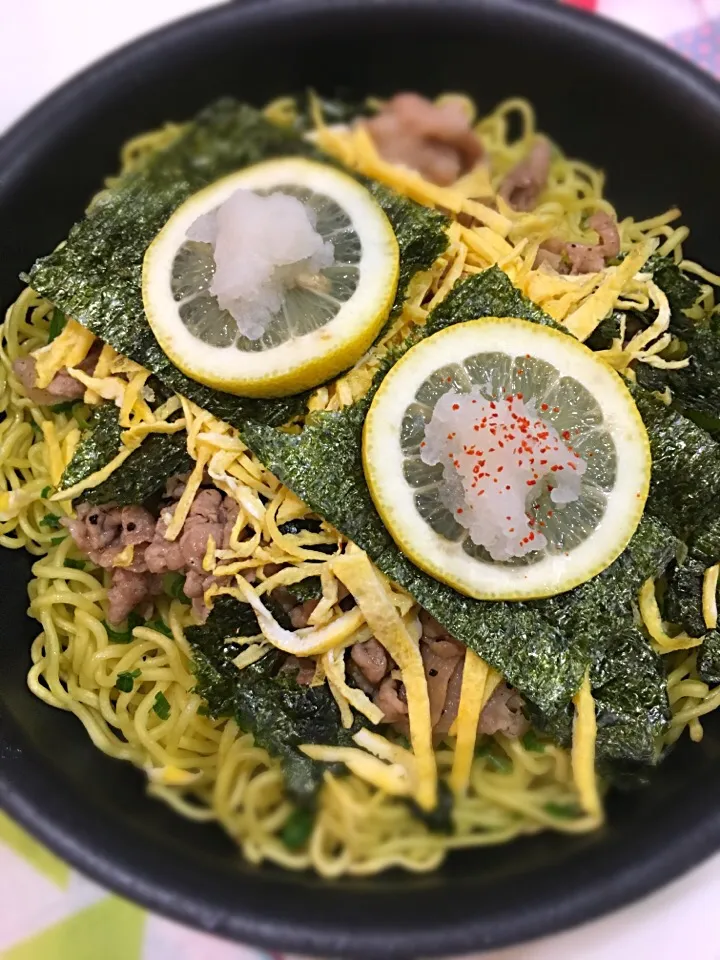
2,1,720,956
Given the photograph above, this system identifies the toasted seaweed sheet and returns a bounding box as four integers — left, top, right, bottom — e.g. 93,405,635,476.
242,268,676,759
187,595,363,802
29,100,448,432
59,403,122,491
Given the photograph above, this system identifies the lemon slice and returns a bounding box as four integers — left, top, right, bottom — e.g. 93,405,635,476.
363,317,650,600
143,158,399,398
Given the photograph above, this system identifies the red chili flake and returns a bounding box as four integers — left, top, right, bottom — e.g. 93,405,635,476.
420,441,426,448
539,459,547,466
568,461,577,470
547,511,554,517
547,484,554,492
506,485,511,491
516,369,524,376
452,403,460,411
541,403,549,411
517,392,524,400
526,479,536,486
509,527,515,533
446,376,452,383
497,465,504,473
473,424,480,432
489,401,496,409
456,508,464,515
478,489,485,495
562,430,571,440
553,407,560,413
528,532,535,541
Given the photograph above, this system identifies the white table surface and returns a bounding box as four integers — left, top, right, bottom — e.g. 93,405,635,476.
1,3,719,959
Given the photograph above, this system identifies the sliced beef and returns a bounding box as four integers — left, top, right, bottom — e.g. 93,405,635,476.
13,341,101,406
281,655,316,686
144,512,185,574
479,683,530,737
350,637,388,685
289,599,321,629
364,92,483,187
373,677,408,724
498,137,552,211
107,569,161,625
422,636,465,728
536,210,621,274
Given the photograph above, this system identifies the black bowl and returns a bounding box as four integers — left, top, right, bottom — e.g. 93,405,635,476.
2,2,720,957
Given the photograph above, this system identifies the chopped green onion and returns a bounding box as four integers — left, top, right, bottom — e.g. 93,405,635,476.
40,486,52,499
104,611,145,644
50,536,66,546
544,802,582,820
153,691,171,721
115,669,141,693
49,401,77,414
64,558,86,570
521,730,546,753
47,307,68,342
145,619,173,639
280,808,314,850
163,572,190,603
39,514,62,530
476,741,512,772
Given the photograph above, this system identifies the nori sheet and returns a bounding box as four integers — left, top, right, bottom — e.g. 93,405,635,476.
631,386,720,540
29,100,448,432
698,630,720,686
187,595,363,802
664,559,708,638
242,268,676,748
59,403,122,490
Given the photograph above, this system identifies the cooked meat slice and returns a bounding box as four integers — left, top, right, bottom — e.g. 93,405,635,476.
289,599,321,629
374,677,408,724
435,659,464,737
479,683,530,737
350,637,388,685
498,136,551,211
144,513,186,574
536,210,621,275
64,503,123,555
347,661,376,696
120,506,156,545
422,638,464,728
281,655,317,686
419,608,450,640
107,568,159,624
364,92,483,187
12,342,101,406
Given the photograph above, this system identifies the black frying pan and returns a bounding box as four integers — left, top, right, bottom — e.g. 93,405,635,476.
1,2,720,957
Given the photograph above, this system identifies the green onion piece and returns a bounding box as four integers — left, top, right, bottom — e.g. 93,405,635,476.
39,514,62,530
104,611,145,644
153,691,171,720
49,401,77,414
280,808,315,850
64,558,86,570
544,802,582,820
50,536,66,546
521,730,546,753
163,572,190,603
40,486,52,499
47,307,68,342
145,619,173,639
115,668,141,693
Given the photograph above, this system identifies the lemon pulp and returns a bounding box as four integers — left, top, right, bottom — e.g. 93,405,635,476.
363,317,650,601
143,158,399,398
